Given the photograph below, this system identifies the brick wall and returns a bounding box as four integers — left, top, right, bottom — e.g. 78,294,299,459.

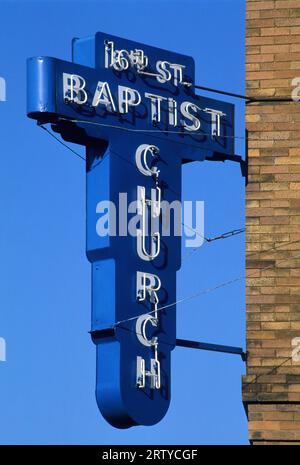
243,0,300,445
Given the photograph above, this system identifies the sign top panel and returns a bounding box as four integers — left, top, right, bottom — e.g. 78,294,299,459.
27,31,235,158
73,31,196,94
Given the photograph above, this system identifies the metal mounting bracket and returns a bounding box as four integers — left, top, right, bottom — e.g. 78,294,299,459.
90,329,247,362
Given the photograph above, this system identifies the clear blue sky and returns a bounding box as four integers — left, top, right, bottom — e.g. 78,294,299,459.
0,0,247,444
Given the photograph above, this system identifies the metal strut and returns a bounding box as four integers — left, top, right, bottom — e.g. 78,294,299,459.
192,84,295,105
90,329,247,362
176,338,247,362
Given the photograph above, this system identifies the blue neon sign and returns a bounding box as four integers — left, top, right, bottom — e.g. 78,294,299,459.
27,31,234,428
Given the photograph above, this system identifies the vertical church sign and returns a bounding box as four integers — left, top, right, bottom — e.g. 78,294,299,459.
27,32,234,428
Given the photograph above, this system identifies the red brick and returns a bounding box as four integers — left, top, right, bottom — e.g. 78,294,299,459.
244,0,300,444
